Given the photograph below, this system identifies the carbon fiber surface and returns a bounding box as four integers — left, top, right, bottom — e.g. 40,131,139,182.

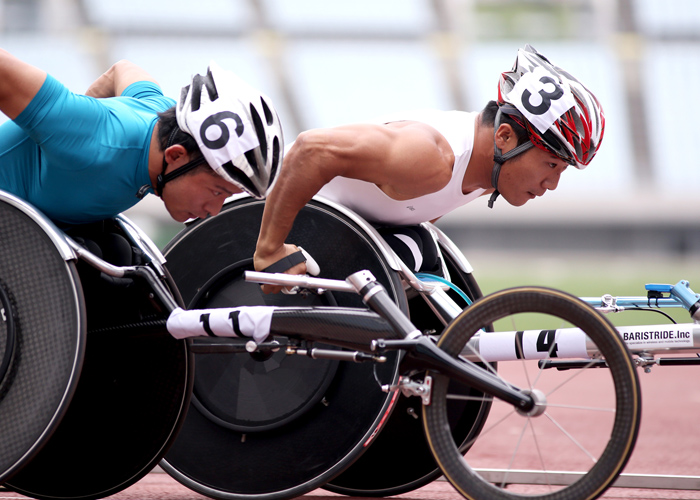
325,245,492,496
6,221,192,500
0,201,84,484
161,197,403,499
270,307,399,346
187,260,343,433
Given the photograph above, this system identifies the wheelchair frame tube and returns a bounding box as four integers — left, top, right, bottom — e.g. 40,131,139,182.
66,237,180,313
462,323,700,362
581,280,700,320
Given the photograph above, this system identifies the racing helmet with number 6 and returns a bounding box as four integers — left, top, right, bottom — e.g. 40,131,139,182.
159,61,284,199
488,45,605,207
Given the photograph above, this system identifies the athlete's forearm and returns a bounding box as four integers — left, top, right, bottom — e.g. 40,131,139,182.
255,198,305,259
85,68,116,98
253,179,315,293
254,166,320,259
254,134,336,266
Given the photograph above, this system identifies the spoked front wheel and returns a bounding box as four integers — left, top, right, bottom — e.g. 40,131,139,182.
423,286,641,500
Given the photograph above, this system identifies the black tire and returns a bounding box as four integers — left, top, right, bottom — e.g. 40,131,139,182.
325,248,493,497
423,286,641,500
161,196,406,500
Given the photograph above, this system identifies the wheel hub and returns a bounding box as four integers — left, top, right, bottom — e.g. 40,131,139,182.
516,388,547,417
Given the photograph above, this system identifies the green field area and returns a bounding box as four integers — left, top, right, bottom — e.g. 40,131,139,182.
464,251,699,328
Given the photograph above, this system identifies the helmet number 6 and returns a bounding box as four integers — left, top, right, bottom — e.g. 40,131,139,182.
200,111,244,150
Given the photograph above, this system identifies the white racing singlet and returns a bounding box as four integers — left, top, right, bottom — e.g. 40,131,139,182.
317,110,486,225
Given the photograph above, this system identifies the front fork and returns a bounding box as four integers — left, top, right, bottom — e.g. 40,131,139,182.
348,271,534,413
370,336,533,412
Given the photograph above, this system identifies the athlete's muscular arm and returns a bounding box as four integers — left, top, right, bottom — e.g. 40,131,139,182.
0,49,47,120
254,121,454,293
85,60,159,98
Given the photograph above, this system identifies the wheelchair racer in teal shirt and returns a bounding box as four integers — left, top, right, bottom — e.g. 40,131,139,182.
0,50,283,226
0,74,172,225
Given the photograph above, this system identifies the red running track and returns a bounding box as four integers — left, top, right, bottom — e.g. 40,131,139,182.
1,365,700,500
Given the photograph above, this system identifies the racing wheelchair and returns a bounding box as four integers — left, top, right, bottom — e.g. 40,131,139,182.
0,191,641,500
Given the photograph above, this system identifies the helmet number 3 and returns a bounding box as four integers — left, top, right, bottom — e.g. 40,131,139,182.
520,76,564,116
509,67,575,134
200,111,244,150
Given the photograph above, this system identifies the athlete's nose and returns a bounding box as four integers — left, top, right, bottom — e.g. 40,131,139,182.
203,198,223,218
542,170,562,191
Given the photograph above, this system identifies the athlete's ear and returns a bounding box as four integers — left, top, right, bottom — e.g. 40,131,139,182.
164,144,188,165
494,123,515,151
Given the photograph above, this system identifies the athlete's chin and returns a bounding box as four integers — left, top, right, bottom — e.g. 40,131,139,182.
503,195,529,207
167,209,189,223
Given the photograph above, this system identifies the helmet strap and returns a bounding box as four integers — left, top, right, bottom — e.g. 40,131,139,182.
156,156,207,197
155,128,207,197
488,108,534,208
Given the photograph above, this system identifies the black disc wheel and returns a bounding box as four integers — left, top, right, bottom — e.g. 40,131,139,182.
161,196,407,500
0,197,85,485
326,238,493,497
5,219,192,500
423,286,641,500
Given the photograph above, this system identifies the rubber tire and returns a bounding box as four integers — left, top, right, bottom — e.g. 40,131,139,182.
423,286,641,500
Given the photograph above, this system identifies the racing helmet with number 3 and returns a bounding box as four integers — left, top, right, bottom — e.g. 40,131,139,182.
488,45,605,207
173,61,284,199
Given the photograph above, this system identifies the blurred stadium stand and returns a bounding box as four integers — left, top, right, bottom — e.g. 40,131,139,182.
0,0,697,256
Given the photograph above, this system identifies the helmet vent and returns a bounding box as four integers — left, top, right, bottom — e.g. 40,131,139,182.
190,72,218,112
249,104,268,163
270,136,280,181
244,150,260,176
222,160,259,196
261,98,274,126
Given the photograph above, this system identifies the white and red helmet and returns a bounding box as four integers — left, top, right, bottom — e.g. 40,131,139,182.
497,45,605,168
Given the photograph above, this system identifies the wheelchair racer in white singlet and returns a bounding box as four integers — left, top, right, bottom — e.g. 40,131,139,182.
253,45,605,293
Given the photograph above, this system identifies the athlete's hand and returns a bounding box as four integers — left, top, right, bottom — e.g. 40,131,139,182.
85,60,159,98
253,243,308,294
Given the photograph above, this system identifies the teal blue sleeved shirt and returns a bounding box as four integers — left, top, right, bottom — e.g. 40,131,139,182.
0,74,175,225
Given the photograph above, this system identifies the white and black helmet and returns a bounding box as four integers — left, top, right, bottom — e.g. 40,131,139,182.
164,61,283,199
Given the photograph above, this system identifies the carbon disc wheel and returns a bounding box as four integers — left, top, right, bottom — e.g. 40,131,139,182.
0,197,85,485
325,243,493,496
5,218,192,500
161,196,406,500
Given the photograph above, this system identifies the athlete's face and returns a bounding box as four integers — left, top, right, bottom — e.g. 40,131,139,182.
162,168,242,223
496,145,568,207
